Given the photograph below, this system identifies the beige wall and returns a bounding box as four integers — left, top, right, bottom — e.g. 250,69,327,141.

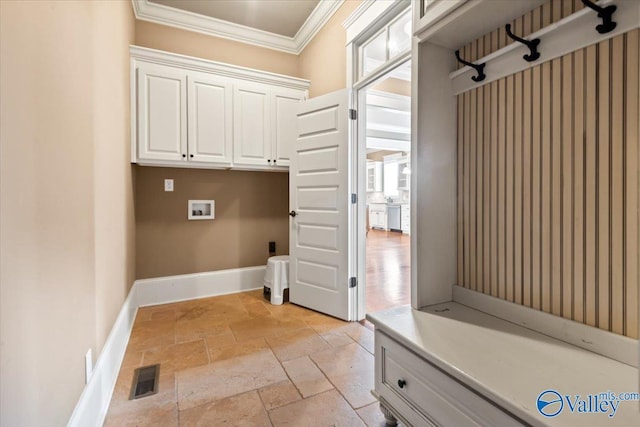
135,167,289,279
0,1,135,425
135,20,300,77
299,0,361,97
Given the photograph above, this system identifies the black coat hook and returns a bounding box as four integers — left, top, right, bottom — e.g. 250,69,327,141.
505,24,540,62
455,50,486,82
582,0,616,34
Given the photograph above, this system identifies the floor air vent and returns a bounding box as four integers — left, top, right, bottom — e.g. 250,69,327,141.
129,364,160,400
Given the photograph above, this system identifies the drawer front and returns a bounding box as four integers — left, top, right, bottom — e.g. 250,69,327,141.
376,332,523,427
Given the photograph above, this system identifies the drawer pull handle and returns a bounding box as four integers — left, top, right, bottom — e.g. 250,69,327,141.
397,379,406,389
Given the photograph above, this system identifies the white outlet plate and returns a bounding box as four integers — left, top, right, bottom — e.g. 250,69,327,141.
164,179,174,192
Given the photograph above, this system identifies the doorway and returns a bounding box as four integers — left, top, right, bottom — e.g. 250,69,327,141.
361,60,412,314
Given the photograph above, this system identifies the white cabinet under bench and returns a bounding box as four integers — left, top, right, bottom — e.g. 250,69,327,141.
130,46,309,171
367,296,640,427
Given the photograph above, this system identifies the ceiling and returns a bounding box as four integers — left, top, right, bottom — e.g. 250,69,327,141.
133,0,344,54
149,0,320,38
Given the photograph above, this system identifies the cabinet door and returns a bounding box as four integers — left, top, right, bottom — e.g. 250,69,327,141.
137,62,187,162
233,84,271,166
367,164,376,192
272,91,303,167
187,72,233,165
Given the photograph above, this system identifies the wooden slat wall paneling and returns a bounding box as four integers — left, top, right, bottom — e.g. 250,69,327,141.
561,51,573,320
455,30,639,338
585,45,597,328
598,39,610,330
625,30,639,339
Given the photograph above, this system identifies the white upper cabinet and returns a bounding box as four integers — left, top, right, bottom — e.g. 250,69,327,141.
137,62,187,162
272,90,304,167
233,84,271,167
187,72,233,165
131,46,309,171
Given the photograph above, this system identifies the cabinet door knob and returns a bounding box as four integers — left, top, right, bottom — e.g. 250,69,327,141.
273,159,277,164
268,159,271,163
182,154,186,158
397,379,406,389
190,154,194,158
289,210,297,217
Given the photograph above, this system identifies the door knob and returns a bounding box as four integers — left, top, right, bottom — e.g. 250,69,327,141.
397,379,406,389
289,211,297,217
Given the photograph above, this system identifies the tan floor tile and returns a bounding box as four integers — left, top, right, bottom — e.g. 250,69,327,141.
320,331,356,348
204,331,236,350
310,343,376,409
229,315,304,341
175,312,230,344
209,337,267,362
143,339,209,374
120,349,144,370
266,327,331,362
356,402,389,427
237,289,267,304
304,313,349,333
178,390,270,426
321,323,375,354
258,380,301,411
265,302,317,321
151,309,177,322
281,356,333,398
128,319,176,352
104,404,178,427
268,390,365,427
176,348,287,411
244,301,272,317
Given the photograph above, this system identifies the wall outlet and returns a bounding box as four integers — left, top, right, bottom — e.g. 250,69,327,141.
164,179,174,192
85,349,93,384
269,241,276,253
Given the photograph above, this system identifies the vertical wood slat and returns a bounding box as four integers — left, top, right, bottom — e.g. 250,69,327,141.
610,35,624,335
573,48,585,323
514,72,524,305
476,85,484,292
484,82,492,294
522,68,532,308
457,95,464,287
598,40,610,330
464,90,472,289
491,81,499,297
551,57,562,316
561,52,573,320
541,61,552,313
532,64,542,310
470,89,477,291
585,44,598,328
506,75,515,303
625,30,639,339
498,77,506,299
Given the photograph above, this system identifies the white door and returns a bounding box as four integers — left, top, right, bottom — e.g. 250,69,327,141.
187,72,233,166
290,89,352,320
137,62,187,162
271,90,304,167
233,84,271,166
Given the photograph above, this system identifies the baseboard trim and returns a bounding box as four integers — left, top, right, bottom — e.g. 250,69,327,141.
67,265,266,427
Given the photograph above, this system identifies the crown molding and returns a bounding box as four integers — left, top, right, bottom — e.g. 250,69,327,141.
131,0,344,55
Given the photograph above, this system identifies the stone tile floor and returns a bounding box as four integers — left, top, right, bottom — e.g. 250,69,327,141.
104,290,392,426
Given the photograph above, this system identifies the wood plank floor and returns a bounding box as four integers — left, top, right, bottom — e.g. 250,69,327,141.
365,229,411,313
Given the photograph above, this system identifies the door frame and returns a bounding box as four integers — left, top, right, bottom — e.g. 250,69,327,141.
345,1,413,320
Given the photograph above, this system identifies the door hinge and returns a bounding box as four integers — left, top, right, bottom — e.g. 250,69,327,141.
349,109,357,120
349,277,357,288
351,193,357,204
